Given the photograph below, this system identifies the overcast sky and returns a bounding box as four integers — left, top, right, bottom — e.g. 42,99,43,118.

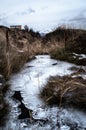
0,0,86,33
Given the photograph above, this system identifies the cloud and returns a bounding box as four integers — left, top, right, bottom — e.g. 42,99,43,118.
0,0,86,32
67,10,86,29
16,8,35,16
0,7,35,26
69,11,86,22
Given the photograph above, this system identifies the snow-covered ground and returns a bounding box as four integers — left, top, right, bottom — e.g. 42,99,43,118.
73,53,86,60
1,55,86,130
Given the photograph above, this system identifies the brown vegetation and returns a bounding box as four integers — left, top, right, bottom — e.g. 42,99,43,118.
0,81,9,126
44,26,86,51
50,48,86,65
40,72,86,110
0,26,60,78
0,26,43,79
47,27,86,65
0,26,86,78
40,66,86,109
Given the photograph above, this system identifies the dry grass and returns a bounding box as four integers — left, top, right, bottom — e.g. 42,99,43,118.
1,38,63,79
50,47,86,65
0,27,41,78
0,39,29,78
45,26,86,65
40,71,86,110
0,26,86,78
0,82,10,126
29,39,63,55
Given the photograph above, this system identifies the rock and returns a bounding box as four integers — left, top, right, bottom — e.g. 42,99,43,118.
52,62,57,65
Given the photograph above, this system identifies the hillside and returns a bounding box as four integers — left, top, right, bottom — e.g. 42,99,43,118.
43,27,86,65
0,26,43,78
44,27,86,53
0,26,86,78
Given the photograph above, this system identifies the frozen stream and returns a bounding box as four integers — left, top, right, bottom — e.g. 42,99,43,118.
2,55,86,130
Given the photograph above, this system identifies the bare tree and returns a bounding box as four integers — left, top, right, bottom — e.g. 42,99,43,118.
24,25,29,32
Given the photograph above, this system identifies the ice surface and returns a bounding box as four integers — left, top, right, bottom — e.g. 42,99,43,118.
10,55,75,109
2,55,86,130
